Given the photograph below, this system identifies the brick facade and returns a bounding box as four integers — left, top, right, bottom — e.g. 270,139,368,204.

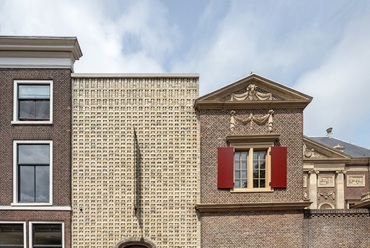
199,108,304,204
0,68,73,248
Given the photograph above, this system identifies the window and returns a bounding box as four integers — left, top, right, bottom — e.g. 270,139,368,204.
13,141,53,205
234,149,268,189
30,223,63,248
218,135,287,191
0,222,25,248
13,80,53,124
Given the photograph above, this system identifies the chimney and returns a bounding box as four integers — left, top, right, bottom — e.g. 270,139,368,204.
326,127,333,138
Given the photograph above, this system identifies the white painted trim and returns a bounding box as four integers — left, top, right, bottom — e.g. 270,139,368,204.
0,221,26,247
0,57,74,70
13,140,53,205
13,80,53,124
72,73,199,78
0,206,71,211
29,221,65,248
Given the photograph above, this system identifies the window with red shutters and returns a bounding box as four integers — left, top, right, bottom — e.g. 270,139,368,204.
217,146,287,190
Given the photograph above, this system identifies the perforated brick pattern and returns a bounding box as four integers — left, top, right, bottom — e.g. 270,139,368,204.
71,76,200,247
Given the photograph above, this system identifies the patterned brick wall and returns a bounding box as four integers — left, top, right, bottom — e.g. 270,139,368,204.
71,76,200,247
199,108,304,203
304,209,370,248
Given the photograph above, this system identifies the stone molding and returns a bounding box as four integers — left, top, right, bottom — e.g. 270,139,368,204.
195,201,312,212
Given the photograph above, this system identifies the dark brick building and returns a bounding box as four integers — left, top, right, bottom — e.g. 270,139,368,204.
194,74,370,248
0,37,82,248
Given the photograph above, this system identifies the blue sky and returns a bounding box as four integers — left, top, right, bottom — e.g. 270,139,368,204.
1,0,370,148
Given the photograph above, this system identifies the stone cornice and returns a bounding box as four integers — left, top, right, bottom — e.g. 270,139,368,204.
194,100,310,110
226,134,280,144
195,201,312,212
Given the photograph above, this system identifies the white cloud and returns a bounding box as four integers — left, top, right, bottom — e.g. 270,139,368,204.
0,0,177,73
295,12,370,146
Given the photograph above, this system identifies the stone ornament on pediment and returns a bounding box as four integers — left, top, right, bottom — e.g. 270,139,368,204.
303,143,315,158
230,109,274,132
230,84,273,101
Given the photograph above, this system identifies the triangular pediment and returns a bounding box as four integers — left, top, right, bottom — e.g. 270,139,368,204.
195,73,312,110
303,136,350,160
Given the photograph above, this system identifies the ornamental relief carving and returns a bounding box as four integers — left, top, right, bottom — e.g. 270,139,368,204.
230,110,274,133
347,175,365,187
230,84,273,101
318,192,335,200
318,175,335,188
303,143,315,158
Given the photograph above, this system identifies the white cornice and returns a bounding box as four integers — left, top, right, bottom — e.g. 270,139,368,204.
0,36,82,71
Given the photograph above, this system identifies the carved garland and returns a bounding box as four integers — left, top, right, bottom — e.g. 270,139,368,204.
230,110,274,132
230,84,273,101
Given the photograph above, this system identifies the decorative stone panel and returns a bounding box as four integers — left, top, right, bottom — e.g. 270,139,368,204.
318,175,335,187
347,175,365,187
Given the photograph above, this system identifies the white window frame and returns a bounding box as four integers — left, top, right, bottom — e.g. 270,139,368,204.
12,140,53,206
0,221,26,248
29,222,64,248
12,80,53,124
231,142,273,193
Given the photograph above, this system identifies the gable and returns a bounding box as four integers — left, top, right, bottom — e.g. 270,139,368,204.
303,136,349,160
194,73,312,110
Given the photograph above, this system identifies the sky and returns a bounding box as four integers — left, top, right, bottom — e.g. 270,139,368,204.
1,0,370,148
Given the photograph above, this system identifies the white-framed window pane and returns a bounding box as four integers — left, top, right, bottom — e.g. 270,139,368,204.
35,101,50,119
17,84,50,121
33,224,62,247
18,144,50,164
35,166,50,202
0,224,24,247
17,144,50,203
19,165,35,202
18,85,49,99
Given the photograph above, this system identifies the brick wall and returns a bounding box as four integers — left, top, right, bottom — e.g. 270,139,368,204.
199,108,304,203
1,210,71,248
304,209,370,248
201,210,305,248
0,68,72,247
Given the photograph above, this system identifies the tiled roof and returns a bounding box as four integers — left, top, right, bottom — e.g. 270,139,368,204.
309,136,370,158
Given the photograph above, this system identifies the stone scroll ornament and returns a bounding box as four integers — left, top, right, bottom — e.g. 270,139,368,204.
230,84,273,101
230,110,274,132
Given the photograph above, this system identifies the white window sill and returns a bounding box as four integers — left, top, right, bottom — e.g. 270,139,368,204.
11,120,53,125
2,205,70,211
11,202,52,206
231,188,274,193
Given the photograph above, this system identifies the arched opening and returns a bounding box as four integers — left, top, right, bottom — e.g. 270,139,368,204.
114,237,156,248
319,203,334,209
125,245,149,248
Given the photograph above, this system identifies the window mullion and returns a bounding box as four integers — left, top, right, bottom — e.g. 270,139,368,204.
248,148,253,189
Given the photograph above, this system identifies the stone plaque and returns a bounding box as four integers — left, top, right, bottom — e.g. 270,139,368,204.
347,175,365,187
318,175,335,187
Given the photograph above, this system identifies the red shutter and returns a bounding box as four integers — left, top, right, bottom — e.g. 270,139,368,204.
270,146,287,188
217,147,234,189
